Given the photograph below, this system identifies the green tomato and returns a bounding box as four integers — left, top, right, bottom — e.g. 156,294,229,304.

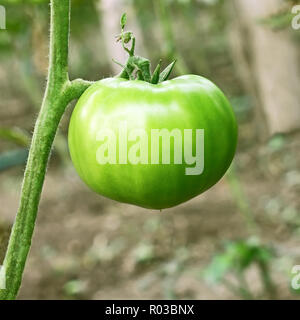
68,75,238,209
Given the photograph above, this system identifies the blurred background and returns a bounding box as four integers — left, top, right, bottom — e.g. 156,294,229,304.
1,0,300,299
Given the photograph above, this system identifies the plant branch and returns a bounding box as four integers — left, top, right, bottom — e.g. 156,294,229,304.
0,0,93,300
63,79,96,101
48,0,70,85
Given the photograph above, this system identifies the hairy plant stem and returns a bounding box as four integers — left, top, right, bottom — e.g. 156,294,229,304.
0,0,94,300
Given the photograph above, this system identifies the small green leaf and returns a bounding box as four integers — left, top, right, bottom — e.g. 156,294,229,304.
120,13,127,30
159,60,176,82
151,59,162,84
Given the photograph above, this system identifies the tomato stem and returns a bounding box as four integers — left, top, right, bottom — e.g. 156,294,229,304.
115,13,176,83
0,0,94,300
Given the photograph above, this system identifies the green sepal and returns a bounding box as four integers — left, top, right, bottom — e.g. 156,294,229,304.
159,60,177,83
151,59,162,84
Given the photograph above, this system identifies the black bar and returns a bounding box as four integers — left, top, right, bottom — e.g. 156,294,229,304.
0,300,297,318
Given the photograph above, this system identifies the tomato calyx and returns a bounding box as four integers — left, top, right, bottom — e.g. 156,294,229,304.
114,13,176,84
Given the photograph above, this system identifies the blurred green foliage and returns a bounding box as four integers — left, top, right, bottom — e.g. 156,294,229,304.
0,0,99,56
260,11,294,30
0,148,28,171
0,127,30,146
203,238,276,299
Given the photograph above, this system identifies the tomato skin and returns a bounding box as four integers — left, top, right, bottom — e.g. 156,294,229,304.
68,75,238,209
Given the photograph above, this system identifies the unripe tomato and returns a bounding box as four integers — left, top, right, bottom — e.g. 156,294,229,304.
68,75,238,209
